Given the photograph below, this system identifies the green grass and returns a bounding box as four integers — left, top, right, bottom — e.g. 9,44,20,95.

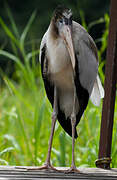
0,6,117,168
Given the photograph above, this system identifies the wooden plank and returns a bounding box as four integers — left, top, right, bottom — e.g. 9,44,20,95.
0,166,117,179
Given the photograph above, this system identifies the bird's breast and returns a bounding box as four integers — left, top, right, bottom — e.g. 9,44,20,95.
51,64,74,90
47,36,79,118
47,38,71,73
47,37,74,89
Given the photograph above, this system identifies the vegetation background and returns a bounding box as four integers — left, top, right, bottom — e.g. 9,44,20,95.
0,0,117,168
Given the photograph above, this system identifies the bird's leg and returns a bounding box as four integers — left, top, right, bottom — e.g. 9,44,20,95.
35,86,58,171
71,111,76,170
23,86,58,171
43,86,58,170
65,88,80,173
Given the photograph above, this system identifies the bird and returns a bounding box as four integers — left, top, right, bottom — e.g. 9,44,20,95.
39,5,104,172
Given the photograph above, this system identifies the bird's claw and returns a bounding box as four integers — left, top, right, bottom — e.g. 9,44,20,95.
24,163,61,172
63,166,81,173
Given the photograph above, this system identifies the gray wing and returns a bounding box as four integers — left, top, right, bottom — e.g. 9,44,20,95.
73,21,98,95
72,21,104,106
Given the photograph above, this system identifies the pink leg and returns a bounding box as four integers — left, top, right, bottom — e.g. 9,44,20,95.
42,107,57,170
25,87,60,171
65,88,80,173
67,113,80,173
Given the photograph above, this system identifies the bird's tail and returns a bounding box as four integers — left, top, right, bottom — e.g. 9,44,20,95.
90,74,104,106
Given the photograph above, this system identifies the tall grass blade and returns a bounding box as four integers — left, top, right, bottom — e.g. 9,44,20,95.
0,147,14,156
17,107,32,158
88,18,104,31
99,14,109,60
10,40,18,56
20,11,37,49
0,50,34,87
0,50,25,73
0,158,8,165
0,17,19,47
34,99,45,165
59,132,66,166
27,49,39,61
79,10,87,30
0,49,20,63
98,61,105,84
4,134,21,151
4,77,33,110
5,2,20,39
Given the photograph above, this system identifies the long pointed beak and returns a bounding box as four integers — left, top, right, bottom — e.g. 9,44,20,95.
62,25,75,69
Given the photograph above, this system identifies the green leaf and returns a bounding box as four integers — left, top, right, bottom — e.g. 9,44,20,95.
5,2,20,39
0,49,20,63
0,49,25,74
0,50,31,86
59,132,66,166
4,77,33,110
0,16,19,47
0,147,14,156
79,10,87,30
4,134,20,151
20,10,37,49
27,49,39,61
0,158,8,165
34,99,45,165
88,18,105,31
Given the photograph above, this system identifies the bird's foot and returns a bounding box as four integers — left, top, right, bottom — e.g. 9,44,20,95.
23,163,61,172
64,165,81,173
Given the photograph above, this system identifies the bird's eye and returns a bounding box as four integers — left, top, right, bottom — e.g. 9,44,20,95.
59,19,63,23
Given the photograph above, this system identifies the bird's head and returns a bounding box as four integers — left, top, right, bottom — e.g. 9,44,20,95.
51,5,75,69
53,5,72,33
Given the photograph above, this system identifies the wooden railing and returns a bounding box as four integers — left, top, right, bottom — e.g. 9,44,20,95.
96,0,117,169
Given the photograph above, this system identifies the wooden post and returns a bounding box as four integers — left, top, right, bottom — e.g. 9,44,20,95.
96,0,117,169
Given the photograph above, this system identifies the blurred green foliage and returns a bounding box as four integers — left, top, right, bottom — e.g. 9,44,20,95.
0,0,117,169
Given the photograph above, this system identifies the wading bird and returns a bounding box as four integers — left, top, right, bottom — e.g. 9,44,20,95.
39,5,104,172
